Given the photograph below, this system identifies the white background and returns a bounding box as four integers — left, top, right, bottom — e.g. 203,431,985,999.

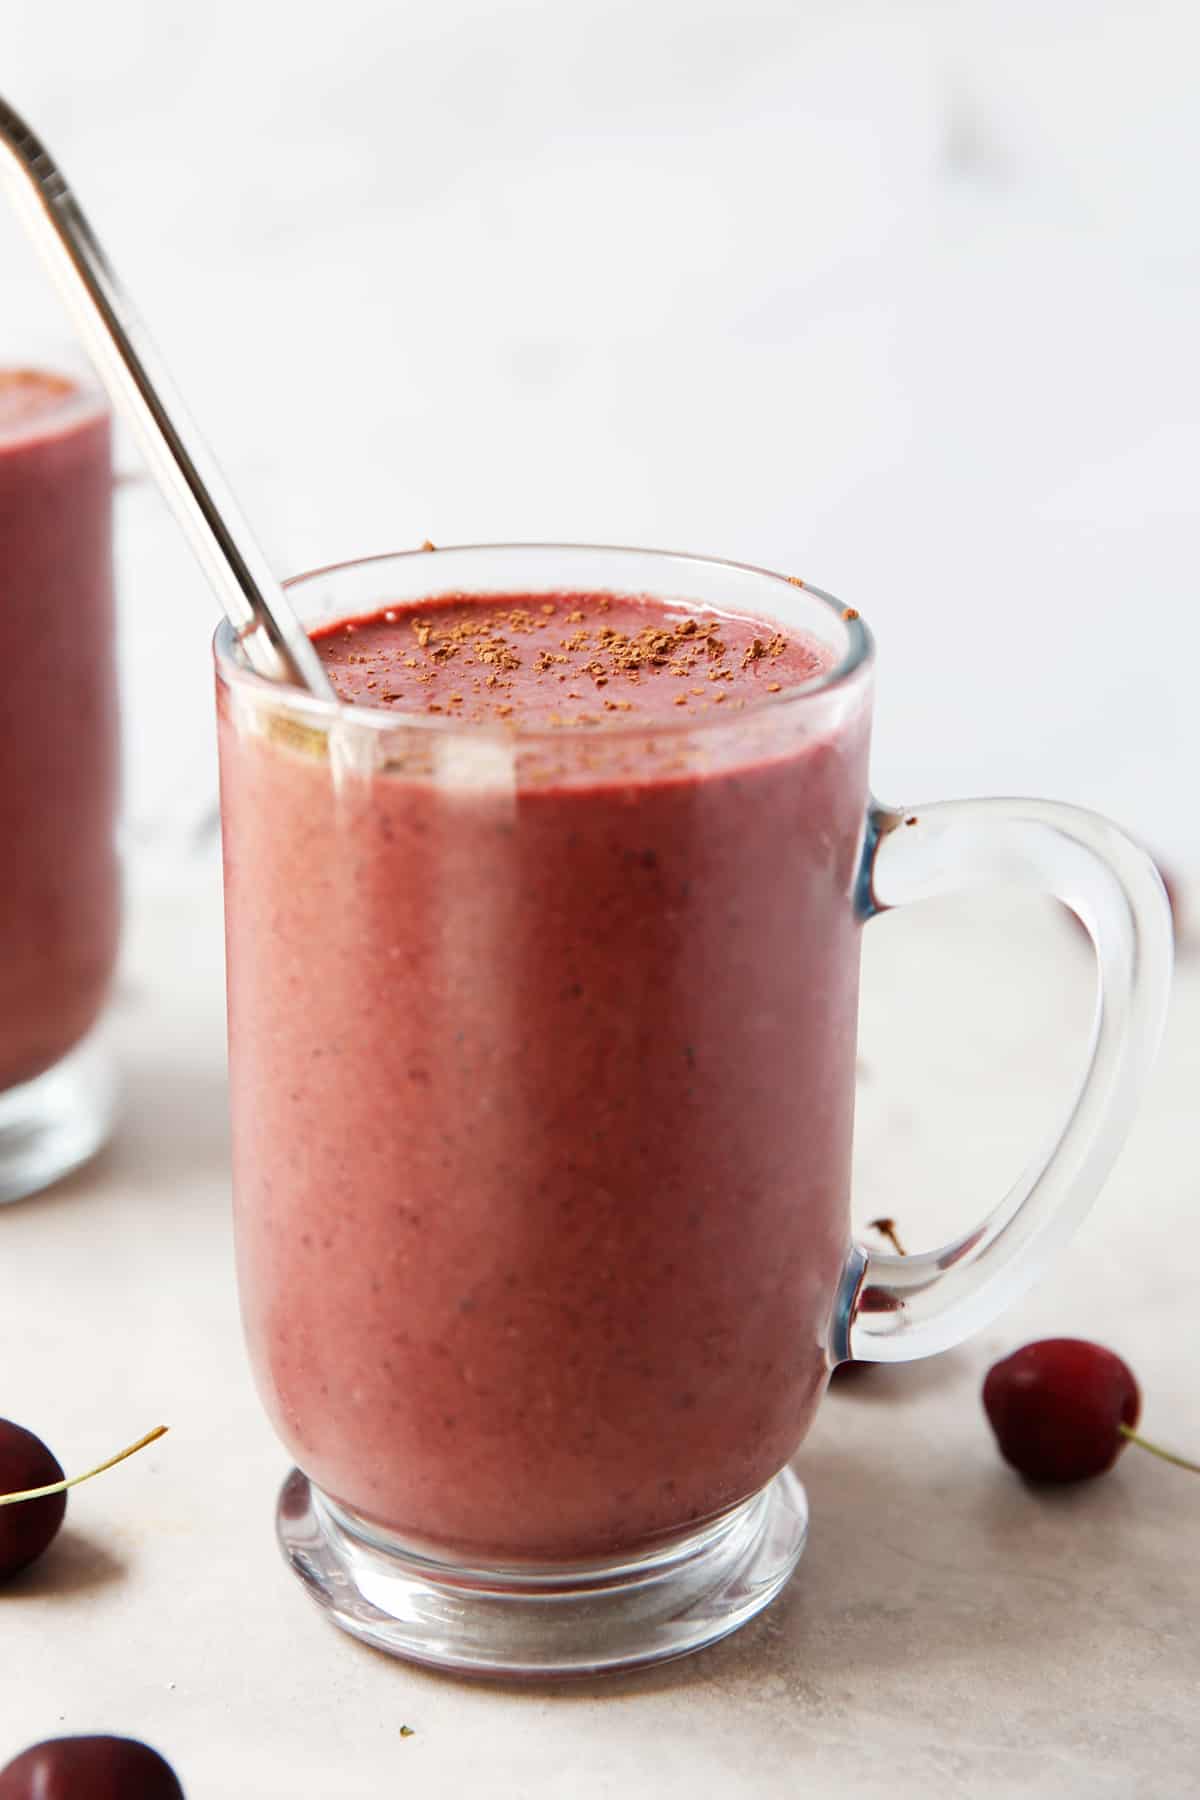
4,0,1197,877
4,8,1200,1793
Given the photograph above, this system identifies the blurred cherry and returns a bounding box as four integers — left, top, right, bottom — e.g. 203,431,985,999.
0,1421,167,1582
0,1735,183,1798
0,1422,65,1580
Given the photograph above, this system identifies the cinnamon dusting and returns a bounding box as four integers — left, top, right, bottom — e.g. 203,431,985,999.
313,592,822,727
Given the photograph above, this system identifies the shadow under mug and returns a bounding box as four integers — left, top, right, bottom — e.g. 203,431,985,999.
214,544,1172,1677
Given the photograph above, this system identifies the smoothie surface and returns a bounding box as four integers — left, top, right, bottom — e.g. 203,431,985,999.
0,368,80,437
313,592,833,729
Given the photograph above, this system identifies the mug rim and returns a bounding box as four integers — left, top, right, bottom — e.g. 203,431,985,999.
0,365,108,450
214,541,874,743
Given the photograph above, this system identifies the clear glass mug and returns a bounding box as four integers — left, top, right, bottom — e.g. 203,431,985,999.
215,545,1171,1677
0,357,120,1202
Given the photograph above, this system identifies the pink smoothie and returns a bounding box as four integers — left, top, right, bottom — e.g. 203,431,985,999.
0,372,120,1093
219,589,871,1562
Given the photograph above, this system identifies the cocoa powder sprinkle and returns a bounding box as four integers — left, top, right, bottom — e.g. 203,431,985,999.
315,592,812,728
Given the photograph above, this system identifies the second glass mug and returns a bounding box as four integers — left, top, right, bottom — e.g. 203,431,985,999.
214,545,1171,1677
0,359,120,1203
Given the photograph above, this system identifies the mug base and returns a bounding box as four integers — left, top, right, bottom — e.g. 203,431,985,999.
0,1027,116,1205
276,1464,808,1678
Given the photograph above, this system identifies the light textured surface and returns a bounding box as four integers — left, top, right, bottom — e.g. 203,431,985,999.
2,878,1198,1797
2,1,1199,1791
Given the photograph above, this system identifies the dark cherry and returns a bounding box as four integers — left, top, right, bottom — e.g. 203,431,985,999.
983,1339,1141,1482
0,1736,183,1799
0,1420,66,1580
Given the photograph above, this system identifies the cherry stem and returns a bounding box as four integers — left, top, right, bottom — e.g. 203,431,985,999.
0,1426,168,1507
1118,1425,1200,1476
868,1216,908,1257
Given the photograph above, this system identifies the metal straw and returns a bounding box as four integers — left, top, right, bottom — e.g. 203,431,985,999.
0,94,335,699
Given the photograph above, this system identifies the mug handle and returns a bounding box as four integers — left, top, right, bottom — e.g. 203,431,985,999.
831,797,1174,1364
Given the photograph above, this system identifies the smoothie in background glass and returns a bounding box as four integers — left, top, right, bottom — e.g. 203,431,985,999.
0,369,120,1200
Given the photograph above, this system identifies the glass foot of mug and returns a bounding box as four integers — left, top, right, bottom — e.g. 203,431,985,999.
0,1029,116,1205
276,1465,808,1678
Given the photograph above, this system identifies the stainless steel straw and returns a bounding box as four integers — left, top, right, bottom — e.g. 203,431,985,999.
0,94,335,699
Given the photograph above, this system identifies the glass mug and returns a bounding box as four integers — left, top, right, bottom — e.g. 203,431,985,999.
214,545,1171,1677
0,360,120,1202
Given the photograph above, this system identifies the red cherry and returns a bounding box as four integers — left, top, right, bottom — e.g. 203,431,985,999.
0,1736,183,1798
983,1339,1141,1482
0,1421,66,1580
